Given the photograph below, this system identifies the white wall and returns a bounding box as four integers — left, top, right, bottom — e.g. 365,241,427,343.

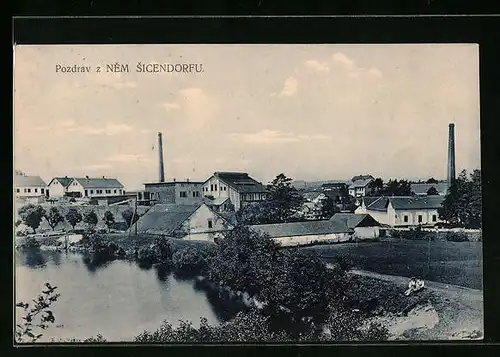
181,204,231,242
394,208,441,226
47,179,67,197
66,180,123,198
15,186,46,197
354,226,380,239
272,232,353,247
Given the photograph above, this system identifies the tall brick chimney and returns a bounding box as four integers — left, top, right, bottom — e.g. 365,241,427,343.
158,132,165,183
447,123,456,191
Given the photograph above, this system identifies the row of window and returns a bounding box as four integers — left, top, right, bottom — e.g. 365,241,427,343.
84,189,123,196
179,191,201,198
242,193,267,201
401,214,437,223
16,188,45,194
205,184,227,192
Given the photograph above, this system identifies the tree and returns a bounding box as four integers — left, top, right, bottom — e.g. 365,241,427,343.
18,204,46,234
426,186,439,196
16,282,60,343
366,178,384,196
65,208,83,231
103,211,115,232
438,169,481,228
383,179,412,196
45,207,64,231
319,195,340,219
426,177,439,184
265,173,305,223
122,209,139,229
83,210,98,230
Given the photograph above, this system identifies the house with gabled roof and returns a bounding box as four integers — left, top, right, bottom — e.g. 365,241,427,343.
133,202,234,242
14,174,47,198
46,176,74,198
355,195,445,227
250,219,355,247
65,176,124,198
202,172,270,212
348,175,375,197
329,213,381,239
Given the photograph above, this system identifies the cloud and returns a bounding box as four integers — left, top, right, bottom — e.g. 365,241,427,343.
227,129,329,144
368,67,383,78
276,77,298,97
80,123,134,136
112,81,137,89
332,52,383,80
179,88,204,99
139,129,151,134
79,164,112,171
304,60,330,73
160,102,181,111
105,154,152,163
333,52,355,69
59,120,77,128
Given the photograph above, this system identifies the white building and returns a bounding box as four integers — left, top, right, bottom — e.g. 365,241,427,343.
65,176,124,198
329,213,381,239
133,203,234,242
14,174,47,198
46,176,74,198
348,176,374,197
250,220,355,247
355,195,445,227
202,172,270,212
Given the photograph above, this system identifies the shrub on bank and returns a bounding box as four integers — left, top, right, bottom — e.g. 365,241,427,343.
171,247,205,276
16,236,40,250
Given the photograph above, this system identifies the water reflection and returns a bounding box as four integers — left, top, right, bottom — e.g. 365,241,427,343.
193,279,249,322
81,253,112,274
19,248,47,269
154,263,171,282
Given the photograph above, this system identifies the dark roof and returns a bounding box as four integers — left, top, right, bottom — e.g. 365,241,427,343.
389,196,445,210
349,178,374,189
210,172,268,194
364,195,445,211
144,181,203,186
134,204,201,235
250,220,354,238
73,177,124,189
330,213,381,228
50,177,73,188
410,182,448,195
303,191,325,201
15,175,47,187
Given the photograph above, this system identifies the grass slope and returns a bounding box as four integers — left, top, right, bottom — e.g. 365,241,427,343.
302,240,483,290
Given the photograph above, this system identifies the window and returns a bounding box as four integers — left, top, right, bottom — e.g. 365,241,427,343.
223,186,227,191
214,185,217,191
90,190,94,194
418,215,422,223
34,188,38,193
114,189,117,194
41,188,44,194
27,188,31,193
432,215,437,222
193,191,197,198
210,184,213,191
403,215,408,223
207,219,213,229
85,190,88,197
16,188,20,193
180,191,187,198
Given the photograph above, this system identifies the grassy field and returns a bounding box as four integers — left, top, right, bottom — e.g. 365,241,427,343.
301,239,483,290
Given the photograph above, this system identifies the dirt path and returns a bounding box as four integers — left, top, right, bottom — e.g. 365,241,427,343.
330,266,484,340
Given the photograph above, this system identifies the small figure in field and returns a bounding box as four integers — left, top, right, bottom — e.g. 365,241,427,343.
404,277,425,296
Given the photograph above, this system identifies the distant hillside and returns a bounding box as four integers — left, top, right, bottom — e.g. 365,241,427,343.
292,179,350,191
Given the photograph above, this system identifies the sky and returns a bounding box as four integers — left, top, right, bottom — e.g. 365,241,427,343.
13,44,481,191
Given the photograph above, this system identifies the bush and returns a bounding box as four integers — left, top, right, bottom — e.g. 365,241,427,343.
136,246,156,265
17,236,40,250
172,247,205,276
153,237,172,263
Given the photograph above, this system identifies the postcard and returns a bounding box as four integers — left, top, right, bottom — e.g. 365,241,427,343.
13,44,482,343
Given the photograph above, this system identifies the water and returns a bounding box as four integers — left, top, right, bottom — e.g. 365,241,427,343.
15,249,234,342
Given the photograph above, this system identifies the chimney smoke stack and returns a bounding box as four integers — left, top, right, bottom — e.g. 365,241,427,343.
158,132,165,183
447,123,456,191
